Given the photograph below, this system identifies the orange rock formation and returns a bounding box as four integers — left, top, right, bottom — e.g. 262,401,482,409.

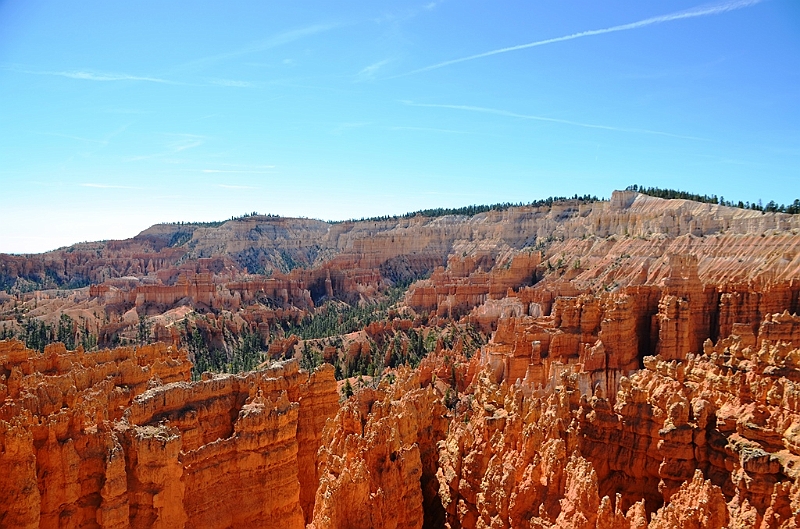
310,366,448,529
0,340,338,528
2,191,800,529
428,316,800,528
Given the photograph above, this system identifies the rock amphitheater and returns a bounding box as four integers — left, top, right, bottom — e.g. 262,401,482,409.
2,190,800,528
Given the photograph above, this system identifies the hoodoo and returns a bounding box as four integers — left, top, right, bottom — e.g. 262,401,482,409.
2,191,800,528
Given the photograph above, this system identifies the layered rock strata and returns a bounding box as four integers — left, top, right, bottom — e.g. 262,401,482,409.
310,367,449,529
0,340,338,528
2,191,800,529
4,191,799,356
5,191,799,299
476,254,799,404
433,315,800,528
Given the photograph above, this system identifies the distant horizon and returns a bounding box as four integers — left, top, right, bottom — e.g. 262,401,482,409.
2,0,798,253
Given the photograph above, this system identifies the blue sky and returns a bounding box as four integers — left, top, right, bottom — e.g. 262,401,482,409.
1,0,798,253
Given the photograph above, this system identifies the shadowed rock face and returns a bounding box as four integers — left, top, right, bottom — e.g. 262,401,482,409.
302,198,800,528
0,341,338,528
309,367,449,529
307,321,800,529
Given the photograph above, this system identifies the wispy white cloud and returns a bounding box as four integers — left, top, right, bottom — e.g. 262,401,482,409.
80,183,143,189
423,2,439,10
401,0,764,76
177,23,337,72
169,139,203,152
209,78,253,88
375,1,443,24
356,59,391,81
7,66,263,88
41,124,130,165
124,133,205,162
163,133,205,153
38,132,108,145
12,67,174,83
61,71,172,82
402,101,709,141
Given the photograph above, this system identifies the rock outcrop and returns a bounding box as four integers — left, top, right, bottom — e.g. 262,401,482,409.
432,316,800,529
5,191,799,297
310,367,448,529
0,340,338,528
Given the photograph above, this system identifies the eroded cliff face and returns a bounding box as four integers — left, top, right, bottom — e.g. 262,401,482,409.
5,190,800,296
310,365,450,529
3,191,799,356
3,191,800,529
0,340,338,528
431,322,800,529
306,310,800,529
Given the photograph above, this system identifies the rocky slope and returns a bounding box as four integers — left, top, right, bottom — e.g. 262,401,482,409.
309,366,448,529
308,315,800,529
4,191,798,356
428,315,800,527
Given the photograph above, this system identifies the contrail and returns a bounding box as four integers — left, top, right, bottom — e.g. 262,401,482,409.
3,67,175,83
403,0,764,76
402,101,711,141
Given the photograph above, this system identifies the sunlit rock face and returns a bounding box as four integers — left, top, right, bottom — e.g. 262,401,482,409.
429,324,800,529
0,340,338,528
2,191,800,528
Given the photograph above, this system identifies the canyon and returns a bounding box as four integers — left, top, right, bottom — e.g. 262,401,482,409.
2,190,800,528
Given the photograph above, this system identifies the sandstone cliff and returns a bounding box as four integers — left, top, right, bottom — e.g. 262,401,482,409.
310,366,449,529
4,191,799,356
0,340,338,528
5,191,799,297
433,318,800,528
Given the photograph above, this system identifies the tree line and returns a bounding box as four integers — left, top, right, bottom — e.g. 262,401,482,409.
298,321,486,384
328,194,601,224
627,185,800,214
183,317,265,380
288,283,409,340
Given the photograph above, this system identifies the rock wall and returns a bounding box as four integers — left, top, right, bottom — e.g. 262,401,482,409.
406,252,540,317
3,191,800,529
431,313,800,529
0,340,338,528
310,367,449,529
474,253,798,406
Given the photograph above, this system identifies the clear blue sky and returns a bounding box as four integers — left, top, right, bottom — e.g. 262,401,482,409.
1,0,798,253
